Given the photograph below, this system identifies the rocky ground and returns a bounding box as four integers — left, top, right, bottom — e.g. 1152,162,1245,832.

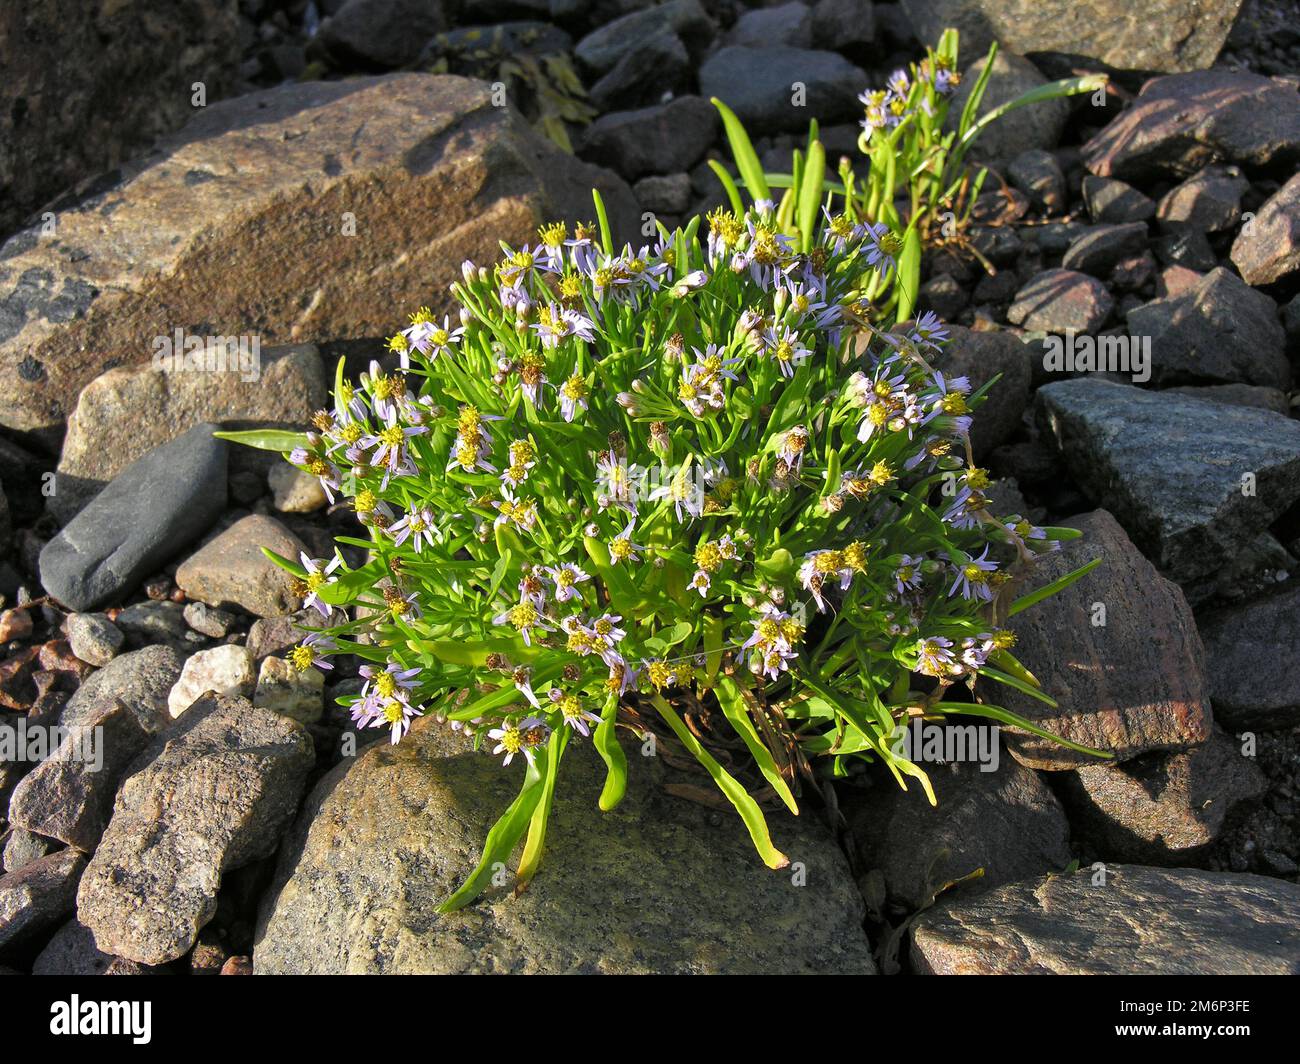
1,0,1299,975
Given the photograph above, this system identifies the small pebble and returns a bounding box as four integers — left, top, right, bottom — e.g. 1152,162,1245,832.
0,607,32,643
66,612,125,666
184,601,236,638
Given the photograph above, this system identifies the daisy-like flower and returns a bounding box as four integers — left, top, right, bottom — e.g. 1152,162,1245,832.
777,426,810,474
493,601,551,645
761,323,813,379
565,222,599,273
649,458,703,522
910,310,949,352
607,517,643,565
358,660,422,709
447,404,498,474
862,222,903,277
587,612,626,651
893,554,924,595
915,636,956,678
288,631,336,673
546,561,591,603
359,409,426,487
488,719,532,766
499,244,552,288
513,665,542,709
299,551,343,617
551,691,602,737
689,570,711,596
388,505,438,553
376,697,423,744
596,454,637,514
500,438,537,489
958,635,995,673
742,603,804,680
492,487,539,532
799,549,851,612
558,371,590,422
518,565,548,609
949,547,998,602
404,311,464,364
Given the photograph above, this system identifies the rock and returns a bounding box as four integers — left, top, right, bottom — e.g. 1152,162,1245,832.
846,757,1070,910
247,612,315,663
1199,586,1300,729
575,0,713,73
38,425,228,612
267,463,329,515
1155,165,1248,234
0,0,243,235
1035,381,1300,587
919,273,968,320
726,2,813,48
1150,226,1219,270
588,31,691,113
254,719,874,974
1109,251,1156,293
812,0,876,53
940,326,1032,459
65,613,124,667
900,0,1241,73
9,700,151,852
1060,729,1265,862
949,51,1067,169
0,608,32,643
1125,268,1288,388
987,509,1211,769
253,657,325,725
0,74,637,438
421,21,576,80
1165,383,1290,415
1007,149,1065,215
911,866,1300,974
182,602,236,639
1083,70,1300,183
175,515,306,619
634,173,693,216
315,0,448,69
32,919,158,976
1081,175,1155,225
1231,172,1300,286
1060,223,1148,278
2,828,57,874
0,850,86,956
1007,268,1113,333
699,46,867,132
579,96,719,180
59,645,182,735
167,645,257,718
52,345,325,524
114,601,194,649
77,695,314,966
1157,263,1205,298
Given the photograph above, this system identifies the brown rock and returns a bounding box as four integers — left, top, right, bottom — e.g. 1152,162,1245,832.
0,609,32,643
0,73,637,439
986,509,1212,769
175,515,306,618
0,849,86,955
1231,172,1300,286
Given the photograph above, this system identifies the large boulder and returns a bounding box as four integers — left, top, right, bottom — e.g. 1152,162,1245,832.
901,0,1241,73
0,0,244,235
0,74,638,440
77,695,314,966
1035,379,1300,589
1198,586,1300,729
255,718,875,974
985,509,1212,769
1083,69,1300,183
912,865,1300,974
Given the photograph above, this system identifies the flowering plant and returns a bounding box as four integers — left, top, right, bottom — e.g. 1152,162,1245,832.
220,186,1104,910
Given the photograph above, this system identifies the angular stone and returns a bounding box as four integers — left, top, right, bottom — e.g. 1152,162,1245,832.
699,46,866,133
1081,175,1155,225
65,613,124,668
59,645,182,735
9,701,151,852
175,515,306,619
1036,380,1300,586
267,462,329,514
1008,268,1113,333
1060,728,1265,862
726,2,813,48
633,173,693,216
315,0,448,69
2,828,57,874
587,31,691,112
846,756,1070,910
579,96,719,180
575,0,712,73
253,656,325,725
0,74,636,438
901,0,1240,73
940,326,1032,459
1083,70,1300,183
1155,165,1248,234
1199,586,1300,729
38,425,227,612
812,0,876,52
32,919,158,976
254,719,874,974
114,601,192,648
167,645,257,718
0,850,86,956
949,51,1066,169
182,602,236,639
912,866,1300,974
0,0,243,234
1231,173,1300,286
1125,268,1288,388
52,345,325,524
1007,149,1065,215
78,695,314,966
1060,223,1148,278
247,612,315,663
987,509,1211,769
1165,383,1290,415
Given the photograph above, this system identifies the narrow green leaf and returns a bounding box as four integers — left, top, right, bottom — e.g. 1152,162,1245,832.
708,160,745,215
594,694,627,812
1008,556,1102,616
715,677,799,814
212,428,308,453
516,729,567,888
929,700,1114,759
711,97,770,203
797,139,826,253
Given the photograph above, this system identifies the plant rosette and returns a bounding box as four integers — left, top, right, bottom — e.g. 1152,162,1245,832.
220,190,1105,911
